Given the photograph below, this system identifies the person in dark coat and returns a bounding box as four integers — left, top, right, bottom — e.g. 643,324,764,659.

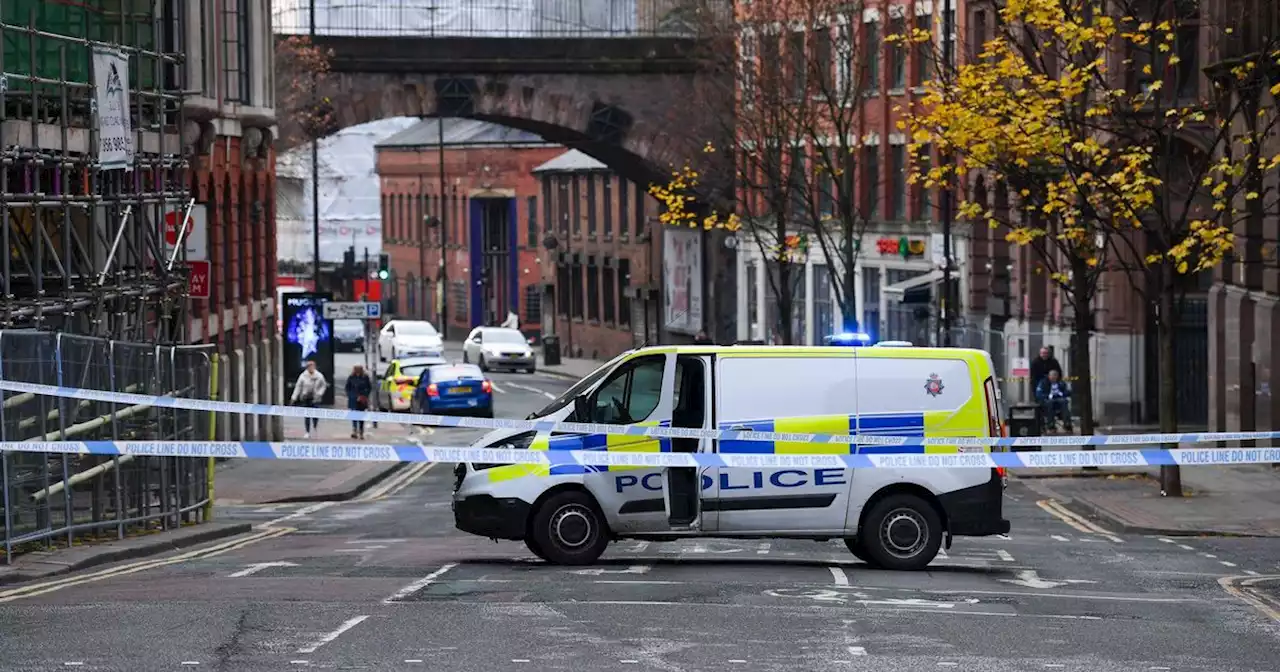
345,365,373,439
1036,369,1073,431
1029,346,1062,390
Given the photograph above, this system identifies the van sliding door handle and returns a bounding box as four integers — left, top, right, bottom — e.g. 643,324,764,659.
727,425,750,432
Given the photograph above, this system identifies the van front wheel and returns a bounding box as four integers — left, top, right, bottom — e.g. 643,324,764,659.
529,491,609,565
843,538,878,567
860,494,943,571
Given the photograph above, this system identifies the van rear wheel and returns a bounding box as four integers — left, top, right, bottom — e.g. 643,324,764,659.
528,491,609,565
860,494,943,571
524,536,549,561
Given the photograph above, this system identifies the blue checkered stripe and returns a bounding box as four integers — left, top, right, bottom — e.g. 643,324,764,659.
7,441,1280,471
718,413,929,454
545,420,675,476
6,379,1280,448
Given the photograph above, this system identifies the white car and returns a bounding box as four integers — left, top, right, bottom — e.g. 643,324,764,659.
462,327,536,373
378,320,444,361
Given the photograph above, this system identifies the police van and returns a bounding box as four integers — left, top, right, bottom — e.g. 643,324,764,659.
452,345,1010,571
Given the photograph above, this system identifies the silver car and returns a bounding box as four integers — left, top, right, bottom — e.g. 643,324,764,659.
462,327,536,373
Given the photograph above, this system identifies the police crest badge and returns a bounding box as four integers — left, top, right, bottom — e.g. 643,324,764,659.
924,373,945,397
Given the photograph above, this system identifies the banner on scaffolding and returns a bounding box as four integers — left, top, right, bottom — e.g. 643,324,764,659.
92,47,135,169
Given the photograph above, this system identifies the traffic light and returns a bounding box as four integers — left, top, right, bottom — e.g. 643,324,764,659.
378,253,390,280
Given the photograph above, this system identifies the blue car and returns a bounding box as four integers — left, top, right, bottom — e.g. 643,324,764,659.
411,363,494,418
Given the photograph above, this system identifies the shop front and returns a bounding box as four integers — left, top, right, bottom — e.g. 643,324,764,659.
735,231,966,345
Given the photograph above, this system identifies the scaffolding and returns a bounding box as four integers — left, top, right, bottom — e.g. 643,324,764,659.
1,2,211,562
1,0,190,341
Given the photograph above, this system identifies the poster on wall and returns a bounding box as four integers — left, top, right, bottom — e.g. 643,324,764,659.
92,47,134,169
281,292,335,406
663,229,703,335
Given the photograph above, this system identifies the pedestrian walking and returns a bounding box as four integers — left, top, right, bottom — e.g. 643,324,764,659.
291,360,328,439
345,364,373,439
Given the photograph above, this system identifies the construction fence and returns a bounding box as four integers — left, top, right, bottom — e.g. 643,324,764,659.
1,330,214,563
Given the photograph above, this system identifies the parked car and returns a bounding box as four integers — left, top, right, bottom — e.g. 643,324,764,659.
462,327,536,373
378,320,443,361
411,363,493,418
334,319,365,352
375,355,447,412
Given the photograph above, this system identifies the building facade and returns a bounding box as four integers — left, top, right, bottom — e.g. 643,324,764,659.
734,0,966,345
1206,0,1280,436
535,150,665,359
180,0,279,440
376,119,561,339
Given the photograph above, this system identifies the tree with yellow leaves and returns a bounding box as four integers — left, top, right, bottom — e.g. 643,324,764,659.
650,0,887,344
904,0,1280,494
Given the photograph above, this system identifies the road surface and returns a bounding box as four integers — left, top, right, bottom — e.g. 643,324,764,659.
1,364,1278,671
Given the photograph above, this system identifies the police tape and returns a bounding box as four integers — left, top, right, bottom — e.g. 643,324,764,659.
3,440,1280,470
5,379,1280,449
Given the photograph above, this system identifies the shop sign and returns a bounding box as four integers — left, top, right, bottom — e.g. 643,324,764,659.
876,236,927,259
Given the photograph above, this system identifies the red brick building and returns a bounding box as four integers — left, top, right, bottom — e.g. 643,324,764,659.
376,119,561,339
534,150,664,359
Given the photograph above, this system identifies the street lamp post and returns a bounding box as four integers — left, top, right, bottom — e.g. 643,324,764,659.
309,0,321,289
940,0,955,346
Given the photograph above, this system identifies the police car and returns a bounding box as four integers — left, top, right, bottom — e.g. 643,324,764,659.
452,344,1009,570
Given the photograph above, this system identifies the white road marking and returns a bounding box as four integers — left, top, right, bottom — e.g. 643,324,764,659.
512,659,530,663
1202,553,1218,559
1221,561,1238,567
937,548,948,558
847,646,867,656
228,562,298,578
507,382,557,399
335,545,389,552
64,664,84,667
489,381,506,394
1044,665,1065,669
296,615,370,654
728,660,747,664
1159,537,1176,544
1244,570,1260,576
594,580,683,585
999,569,1098,590
621,661,640,664
829,566,850,586
265,501,335,528
569,565,651,576
1177,544,1194,551
253,504,288,513
289,661,309,666
181,663,200,666
629,541,651,553
405,660,424,664
757,542,771,555
347,539,407,544
938,663,959,667
1051,535,1070,542
995,550,1015,562
384,563,458,603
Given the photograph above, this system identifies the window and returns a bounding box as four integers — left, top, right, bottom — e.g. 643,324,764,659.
943,7,956,64
970,10,987,62
740,30,758,106
525,285,542,324
452,281,466,322
603,262,616,323
382,194,390,242
588,356,666,424
862,267,881,337
1175,25,1199,98
587,265,600,321
819,154,835,217
526,196,538,247
761,34,782,90
619,258,632,326
557,176,571,233
557,264,571,316
890,16,906,90
914,14,932,85
571,176,581,234
406,273,417,314
789,145,806,218
586,174,597,236
891,143,907,220
541,178,553,233
634,184,646,237
914,144,932,219
221,0,251,103
835,24,854,98
618,179,630,238
571,262,584,318
603,176,614,238
788,30,807,98
812,27,834,95
864,21,880,94
814,265,833,341
863,145,880,220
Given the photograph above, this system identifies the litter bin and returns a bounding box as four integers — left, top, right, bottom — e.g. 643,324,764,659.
543,335,562,367
1006,403,1042,450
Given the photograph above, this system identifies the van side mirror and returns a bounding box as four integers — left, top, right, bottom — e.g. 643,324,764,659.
573,395,592,422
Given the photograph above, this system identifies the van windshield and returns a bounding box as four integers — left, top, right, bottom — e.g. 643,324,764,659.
529,353,628,418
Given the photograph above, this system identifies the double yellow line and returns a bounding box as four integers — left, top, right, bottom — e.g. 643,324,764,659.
356,462,435,501
1220,575,1280,623
0,526,294,603
1037,499,1124,543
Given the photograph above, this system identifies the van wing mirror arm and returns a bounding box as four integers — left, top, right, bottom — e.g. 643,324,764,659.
572,395,592,422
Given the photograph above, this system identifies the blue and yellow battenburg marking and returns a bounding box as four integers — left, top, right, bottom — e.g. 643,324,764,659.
718,411,986,455
486,420,675,482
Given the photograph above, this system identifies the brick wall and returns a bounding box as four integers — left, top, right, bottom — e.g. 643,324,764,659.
377,143,564,338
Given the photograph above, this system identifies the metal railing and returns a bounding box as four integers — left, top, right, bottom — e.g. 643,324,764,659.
1,331,214,564
271,0,723,38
